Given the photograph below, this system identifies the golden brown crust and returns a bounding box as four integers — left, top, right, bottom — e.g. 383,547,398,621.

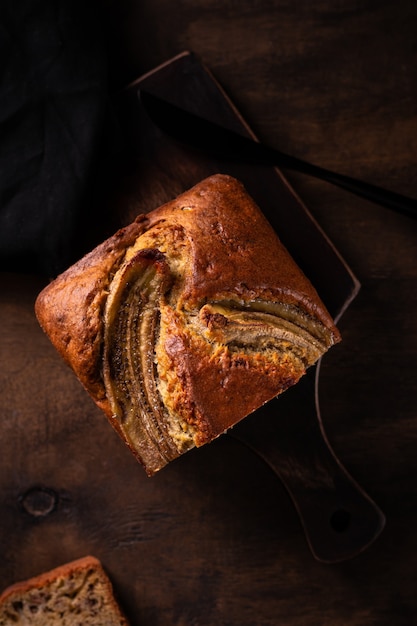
146,174,338,324
35,216,149,415
160,324,303,444
35,174,340,475
0,556,98,600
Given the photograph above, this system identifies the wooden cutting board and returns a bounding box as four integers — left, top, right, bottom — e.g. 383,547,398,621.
118,51,384,562
0,51,384,623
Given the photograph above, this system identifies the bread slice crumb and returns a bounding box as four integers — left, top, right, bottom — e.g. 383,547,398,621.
0,556,129,625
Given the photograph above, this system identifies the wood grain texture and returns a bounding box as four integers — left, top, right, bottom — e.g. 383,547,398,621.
1,1,417,624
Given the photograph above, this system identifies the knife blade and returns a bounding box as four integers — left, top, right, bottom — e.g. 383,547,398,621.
139,90,417,220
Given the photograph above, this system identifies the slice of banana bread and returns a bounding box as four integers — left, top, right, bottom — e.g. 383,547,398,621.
0,556,129,625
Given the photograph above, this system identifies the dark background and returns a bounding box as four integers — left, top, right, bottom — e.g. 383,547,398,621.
1,1,417,624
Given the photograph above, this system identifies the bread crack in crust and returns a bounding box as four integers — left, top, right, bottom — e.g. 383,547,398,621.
35,174,340,475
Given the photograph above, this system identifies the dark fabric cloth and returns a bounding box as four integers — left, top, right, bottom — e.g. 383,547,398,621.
0,0,109,276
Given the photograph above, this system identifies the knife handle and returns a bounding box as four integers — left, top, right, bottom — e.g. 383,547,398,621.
230,362,385,563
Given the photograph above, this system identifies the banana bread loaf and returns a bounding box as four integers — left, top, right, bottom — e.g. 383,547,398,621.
35,174,340,475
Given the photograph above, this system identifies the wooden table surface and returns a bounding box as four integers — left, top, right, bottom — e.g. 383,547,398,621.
1,1,417,624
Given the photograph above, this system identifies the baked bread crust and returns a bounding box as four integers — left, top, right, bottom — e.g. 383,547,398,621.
35,174,340,475
34,216,149,415
0,555,129,625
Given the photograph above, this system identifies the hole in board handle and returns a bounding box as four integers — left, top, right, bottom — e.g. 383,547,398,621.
330,509,351,532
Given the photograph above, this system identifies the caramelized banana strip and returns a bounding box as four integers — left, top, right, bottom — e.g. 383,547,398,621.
103,250,179,467
198,302,331,365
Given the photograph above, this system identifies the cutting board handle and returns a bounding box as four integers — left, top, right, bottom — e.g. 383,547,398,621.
231,362,385,563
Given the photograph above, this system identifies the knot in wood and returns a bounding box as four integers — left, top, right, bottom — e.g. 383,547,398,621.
21,487,57,518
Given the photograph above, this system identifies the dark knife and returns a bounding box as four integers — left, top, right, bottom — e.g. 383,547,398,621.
139,90,417,220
